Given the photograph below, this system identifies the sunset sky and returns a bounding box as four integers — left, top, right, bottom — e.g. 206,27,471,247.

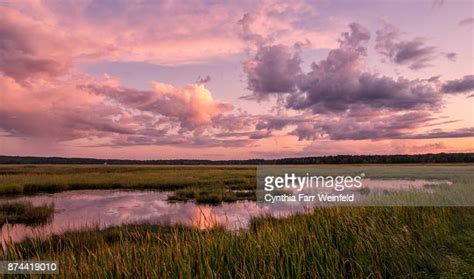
0,0,473,159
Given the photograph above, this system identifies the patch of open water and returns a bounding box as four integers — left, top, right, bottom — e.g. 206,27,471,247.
0,179,451,244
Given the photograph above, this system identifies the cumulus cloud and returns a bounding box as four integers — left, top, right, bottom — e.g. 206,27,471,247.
289,68,440,114
244,44,302,98
338,23,371,52
0,69,257,148
244,23,443,115
442,75,474,94
82,82,233,131
375,22,437,70
242,23,474,142
302,24,439,113
1,1,472,154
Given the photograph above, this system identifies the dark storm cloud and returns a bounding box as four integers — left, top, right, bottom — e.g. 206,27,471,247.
244,22,442,115
244,44,302,98
375,23,437,70
289,72,441,113
273,112,432,141
338,23,371,53
287,112,474,141
290,23,440,113
318,112,433,140
240,22,474,142
442,75,474,94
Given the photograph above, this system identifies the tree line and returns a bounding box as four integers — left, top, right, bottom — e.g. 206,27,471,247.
0,153,472,165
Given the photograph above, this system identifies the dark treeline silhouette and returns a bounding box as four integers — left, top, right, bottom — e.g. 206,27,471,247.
0,153,473,165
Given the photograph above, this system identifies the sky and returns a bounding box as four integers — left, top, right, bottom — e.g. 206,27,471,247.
0,0,473,160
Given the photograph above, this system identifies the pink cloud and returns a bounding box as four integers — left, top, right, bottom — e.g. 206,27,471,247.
1,0,339,65
0,1,472,159
0,71,250,149
0,74,130,140
82,81,233,131
0,7,72,82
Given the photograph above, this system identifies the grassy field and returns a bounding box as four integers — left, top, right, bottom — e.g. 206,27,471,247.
0,165,256,204
0,164,472,203
2,207,473,278
0,164,473,277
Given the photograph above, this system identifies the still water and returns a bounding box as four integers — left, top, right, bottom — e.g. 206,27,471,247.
0,179,451,244
1,190,304,244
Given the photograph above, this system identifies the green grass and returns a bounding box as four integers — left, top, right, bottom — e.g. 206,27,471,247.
0,165,256,204
168,188,256,204
0,164,472,204
0,202,55,226
0,164,472,277
1,207,472,278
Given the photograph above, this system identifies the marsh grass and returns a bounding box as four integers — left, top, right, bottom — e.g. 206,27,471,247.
168,187,256,204
2,164,471,204
0,202,54,226
2,207,472,278
0,164,473,277
0,165,256,204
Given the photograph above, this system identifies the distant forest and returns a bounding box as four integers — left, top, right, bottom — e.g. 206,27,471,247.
0,153,473,165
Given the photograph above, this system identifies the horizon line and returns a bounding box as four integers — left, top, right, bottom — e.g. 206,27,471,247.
1,152,473,164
